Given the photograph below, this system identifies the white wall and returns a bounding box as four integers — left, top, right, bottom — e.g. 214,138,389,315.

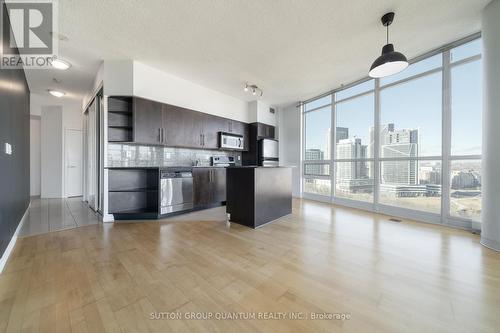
248,100,277,126
103,60,133,97
133,61,249,122
481,0,500,251
278,103,302,197
82,61,104,110
96,60,283,126
41,106,63,198
30,117,41,196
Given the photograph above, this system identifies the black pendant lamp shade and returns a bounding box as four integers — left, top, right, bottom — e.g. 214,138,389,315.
369,12,408,78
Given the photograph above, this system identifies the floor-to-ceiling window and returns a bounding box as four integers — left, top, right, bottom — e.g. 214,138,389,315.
303,95,332,198
334,80,374,204
449,39,482,224
301,34,482,228
379,56,443,214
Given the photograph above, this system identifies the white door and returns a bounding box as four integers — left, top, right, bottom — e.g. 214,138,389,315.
30,118,41,196
65,129,83,197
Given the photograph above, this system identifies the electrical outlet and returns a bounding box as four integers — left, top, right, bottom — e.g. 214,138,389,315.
4,143,12,155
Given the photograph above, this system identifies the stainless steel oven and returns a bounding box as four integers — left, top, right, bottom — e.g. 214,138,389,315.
258,138,279,167
160,168,193,215
219,132,244,150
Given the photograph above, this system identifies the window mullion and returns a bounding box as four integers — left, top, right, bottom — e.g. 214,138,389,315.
373,78,381,210
442,50,452,223
331,97,336,201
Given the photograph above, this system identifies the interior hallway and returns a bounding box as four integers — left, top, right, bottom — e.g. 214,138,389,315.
19,198,100,237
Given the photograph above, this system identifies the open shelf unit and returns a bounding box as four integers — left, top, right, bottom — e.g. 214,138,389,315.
108,168,159,219
108,96,133,142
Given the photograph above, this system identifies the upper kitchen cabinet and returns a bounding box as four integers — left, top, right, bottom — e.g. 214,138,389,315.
107,96,133,142
231,120,249,150
200,113,228,149
113,96,249,150
163,104,204,148
133,97,163,145
256,122,275,139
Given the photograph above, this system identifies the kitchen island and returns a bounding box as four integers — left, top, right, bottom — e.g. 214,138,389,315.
226,166,292,228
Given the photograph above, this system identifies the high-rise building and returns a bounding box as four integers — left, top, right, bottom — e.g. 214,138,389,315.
305,148,324,161
305,148,326,175
379,125,419,184
451,171,481,189
336,127,349,143
419,166,441,184
336,138,368,180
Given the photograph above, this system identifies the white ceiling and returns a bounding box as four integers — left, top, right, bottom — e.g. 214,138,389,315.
24,0,489,107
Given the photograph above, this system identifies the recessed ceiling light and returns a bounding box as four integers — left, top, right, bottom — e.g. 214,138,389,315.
48,89,65,98
51,58,71,70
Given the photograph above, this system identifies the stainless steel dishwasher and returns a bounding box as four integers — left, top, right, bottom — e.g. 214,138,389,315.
160,168,193,215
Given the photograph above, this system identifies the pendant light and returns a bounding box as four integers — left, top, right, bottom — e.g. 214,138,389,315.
369,12,408,78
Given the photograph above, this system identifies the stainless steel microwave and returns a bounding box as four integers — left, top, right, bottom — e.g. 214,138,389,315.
219,132,244,150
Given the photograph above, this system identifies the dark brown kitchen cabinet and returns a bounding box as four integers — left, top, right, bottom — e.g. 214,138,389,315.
163,105,204,148
125,95,250,150
231,120,249,150
201,114,227,149
193,168,226,208
211,168,227,203
193,168,212,207
257,122,275,139
133,97,163,145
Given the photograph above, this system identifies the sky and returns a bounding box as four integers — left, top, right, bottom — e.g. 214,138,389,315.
305,39,482,158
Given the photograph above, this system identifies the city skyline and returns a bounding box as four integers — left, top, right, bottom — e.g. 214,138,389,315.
305,122,481,192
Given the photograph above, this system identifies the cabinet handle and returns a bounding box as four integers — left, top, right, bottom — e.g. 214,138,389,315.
200,134,203,146
202,134,205,146
163,128,166,143
158,128,162,142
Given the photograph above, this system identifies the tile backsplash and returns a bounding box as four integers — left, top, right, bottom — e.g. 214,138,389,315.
107,144,242,167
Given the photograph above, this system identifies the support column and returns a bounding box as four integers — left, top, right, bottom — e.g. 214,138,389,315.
481,0,500,251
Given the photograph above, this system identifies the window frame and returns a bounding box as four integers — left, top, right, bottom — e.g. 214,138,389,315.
301,32,482,230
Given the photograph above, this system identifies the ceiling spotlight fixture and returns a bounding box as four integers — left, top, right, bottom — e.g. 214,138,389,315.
51,57,71,70
48,89,65,98
369,12,408,78
243,83,263,97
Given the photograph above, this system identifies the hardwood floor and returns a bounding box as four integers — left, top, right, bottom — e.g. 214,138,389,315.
1,198,499,332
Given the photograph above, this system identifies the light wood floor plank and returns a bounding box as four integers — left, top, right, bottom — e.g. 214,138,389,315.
1,198,500,332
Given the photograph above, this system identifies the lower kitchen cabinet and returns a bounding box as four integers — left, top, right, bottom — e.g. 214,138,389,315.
211,168,227,203
193,168,226,208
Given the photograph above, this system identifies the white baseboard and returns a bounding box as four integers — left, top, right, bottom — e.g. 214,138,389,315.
102,213,115,223
0,203,30,274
